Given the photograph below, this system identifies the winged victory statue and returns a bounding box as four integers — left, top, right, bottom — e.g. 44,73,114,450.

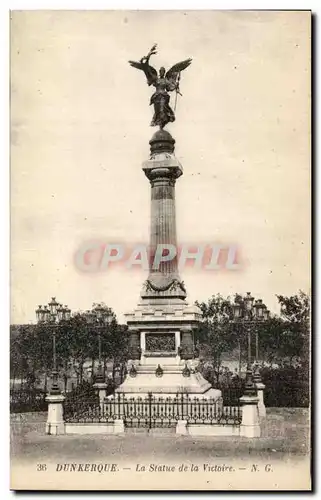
129,44,192,129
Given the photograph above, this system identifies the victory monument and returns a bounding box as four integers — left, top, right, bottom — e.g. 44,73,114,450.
116,45,221,399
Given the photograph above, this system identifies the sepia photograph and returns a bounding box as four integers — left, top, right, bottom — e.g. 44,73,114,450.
10,9,311,491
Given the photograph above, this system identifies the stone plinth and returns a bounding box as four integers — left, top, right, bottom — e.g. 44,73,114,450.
115,360,220,398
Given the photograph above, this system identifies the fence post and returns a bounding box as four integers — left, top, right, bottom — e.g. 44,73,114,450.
255,382,266,418
148,392,152,430
239,394,260,438
253,366,266,418
113,393,124,434
93,382,108,412
176,393,188,436
45,394,65,435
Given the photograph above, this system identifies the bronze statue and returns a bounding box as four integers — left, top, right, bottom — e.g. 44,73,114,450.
129,44,192,129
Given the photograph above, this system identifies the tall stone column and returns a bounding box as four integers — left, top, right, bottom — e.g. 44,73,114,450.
141,130,186,304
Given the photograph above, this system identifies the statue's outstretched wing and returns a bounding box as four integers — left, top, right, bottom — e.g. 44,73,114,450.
166,58,192,83
129,60,158,86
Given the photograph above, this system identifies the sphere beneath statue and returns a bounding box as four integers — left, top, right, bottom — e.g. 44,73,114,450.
149,129,175,156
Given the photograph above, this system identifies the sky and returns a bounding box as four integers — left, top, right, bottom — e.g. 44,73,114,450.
10,10,310,324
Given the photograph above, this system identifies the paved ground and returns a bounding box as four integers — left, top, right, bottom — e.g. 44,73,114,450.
10,408,311,490
11,408,309,464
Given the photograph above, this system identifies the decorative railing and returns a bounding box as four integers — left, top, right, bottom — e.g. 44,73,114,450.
64,393,242,428
64,394,113,424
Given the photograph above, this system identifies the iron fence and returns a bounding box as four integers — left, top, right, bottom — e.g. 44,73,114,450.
64,392,242,428
64,393,115,423
218,385,245,406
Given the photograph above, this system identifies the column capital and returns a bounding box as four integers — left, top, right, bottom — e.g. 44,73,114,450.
143,158,183,182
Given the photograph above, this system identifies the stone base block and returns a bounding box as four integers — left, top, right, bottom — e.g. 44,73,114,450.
239,395,261,438
113,419,125,434
65,421,125,435
186,425,241,437
65,423,115,435
176,420,188,435
258,402,266,418
240,424,261,438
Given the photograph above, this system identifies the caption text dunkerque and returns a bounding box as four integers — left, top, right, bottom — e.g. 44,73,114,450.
54,463,273,473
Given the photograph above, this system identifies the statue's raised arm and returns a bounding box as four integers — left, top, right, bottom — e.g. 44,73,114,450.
129,44,158,86
129,45,192,130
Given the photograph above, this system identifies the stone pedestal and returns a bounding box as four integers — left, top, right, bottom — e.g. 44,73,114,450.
45,394,65,435
239,395,261,438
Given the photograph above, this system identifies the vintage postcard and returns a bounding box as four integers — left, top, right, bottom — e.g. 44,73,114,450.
10,10,311,491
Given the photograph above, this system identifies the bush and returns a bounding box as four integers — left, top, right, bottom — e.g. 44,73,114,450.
261,366,309,408
10,388,47,413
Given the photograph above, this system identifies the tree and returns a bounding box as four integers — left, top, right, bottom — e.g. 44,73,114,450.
256,316,285,365
10,324,53,389
276,290,310,368
195,294,239,383
10,303,129,393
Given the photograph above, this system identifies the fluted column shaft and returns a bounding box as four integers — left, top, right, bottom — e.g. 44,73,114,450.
149,173,178,276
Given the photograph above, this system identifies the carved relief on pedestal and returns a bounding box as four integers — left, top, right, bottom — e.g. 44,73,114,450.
145,333,176,352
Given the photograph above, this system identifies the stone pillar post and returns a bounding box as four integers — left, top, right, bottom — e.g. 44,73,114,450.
93,382,108,411
45,394,65,435
141,332,146,351
256,382,266,418
253,365,266,418
175,331,180,350
239,395,261,438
